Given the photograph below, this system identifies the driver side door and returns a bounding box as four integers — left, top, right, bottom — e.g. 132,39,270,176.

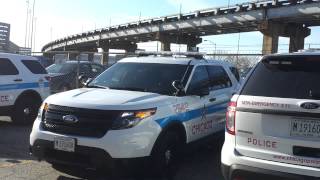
184,65,212,142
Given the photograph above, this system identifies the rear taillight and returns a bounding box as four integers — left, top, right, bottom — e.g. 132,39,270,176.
226,101,237,135
45,76,51,81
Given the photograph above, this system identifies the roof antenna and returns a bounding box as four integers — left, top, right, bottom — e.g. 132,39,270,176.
178,3,182,54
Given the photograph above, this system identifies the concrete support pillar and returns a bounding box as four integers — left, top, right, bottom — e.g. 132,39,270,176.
260,21,311,54
259,21,281,55
67,52,79,60
262,33,279,55
186,38,202,52
187,43,199,52
288,25,310,52
101,47,109,65
88,53,94,62
160,42,171,51
125,44,137,53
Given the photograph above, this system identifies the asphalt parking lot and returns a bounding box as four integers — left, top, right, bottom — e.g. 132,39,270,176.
0,117,224,180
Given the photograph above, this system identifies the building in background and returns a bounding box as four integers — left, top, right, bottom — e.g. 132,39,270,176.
0,22,31,55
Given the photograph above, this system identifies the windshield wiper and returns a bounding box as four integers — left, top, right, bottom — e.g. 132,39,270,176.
86,84,108,89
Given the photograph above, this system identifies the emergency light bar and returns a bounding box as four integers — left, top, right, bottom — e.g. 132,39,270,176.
135,51,206,59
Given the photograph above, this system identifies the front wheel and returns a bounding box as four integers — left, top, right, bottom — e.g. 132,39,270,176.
150,132,181,178
11,96,41,125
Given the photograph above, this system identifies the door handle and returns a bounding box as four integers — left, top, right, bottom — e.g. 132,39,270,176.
209,98,216,102
13,79,23,82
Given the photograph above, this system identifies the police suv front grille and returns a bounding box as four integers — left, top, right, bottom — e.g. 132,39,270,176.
41,104,121,138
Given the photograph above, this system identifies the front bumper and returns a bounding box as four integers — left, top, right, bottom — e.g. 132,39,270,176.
30,118,161,159
30,139,149,169
0,105,13,116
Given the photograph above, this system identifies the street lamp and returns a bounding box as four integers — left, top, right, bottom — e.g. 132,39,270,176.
204,40,217,59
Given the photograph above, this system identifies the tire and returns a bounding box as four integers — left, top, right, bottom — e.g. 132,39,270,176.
150,131,182,178
11,96,41,125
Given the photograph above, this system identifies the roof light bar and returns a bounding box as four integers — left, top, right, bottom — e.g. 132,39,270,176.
135,51,206,59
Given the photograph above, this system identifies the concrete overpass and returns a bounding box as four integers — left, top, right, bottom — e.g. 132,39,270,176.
42,0,320,63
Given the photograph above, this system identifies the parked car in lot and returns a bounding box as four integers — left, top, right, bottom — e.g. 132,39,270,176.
46,61,104,93
221,50,320,179
0,53,50,124
30,52,239,176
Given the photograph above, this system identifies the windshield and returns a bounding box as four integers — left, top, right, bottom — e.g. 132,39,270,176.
46,63,76,74
90,62,191,95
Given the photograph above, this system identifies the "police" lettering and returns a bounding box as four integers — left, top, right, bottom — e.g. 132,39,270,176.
247,137,277,149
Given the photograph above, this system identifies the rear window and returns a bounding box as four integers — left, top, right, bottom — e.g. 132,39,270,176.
46,63,76,74
22,60,47,74
0,58,19,75
241,56,320,100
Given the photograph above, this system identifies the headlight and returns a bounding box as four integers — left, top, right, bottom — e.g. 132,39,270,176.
37,102,48,119
111,108,157,130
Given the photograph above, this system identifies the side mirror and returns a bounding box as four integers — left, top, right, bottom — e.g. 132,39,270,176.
78,75,88,87
83,78,93,87
172,80,185,96
172,80,183,91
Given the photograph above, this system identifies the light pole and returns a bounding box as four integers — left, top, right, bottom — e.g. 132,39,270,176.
24,0,29,48
30,0,36,52
204,40,217,59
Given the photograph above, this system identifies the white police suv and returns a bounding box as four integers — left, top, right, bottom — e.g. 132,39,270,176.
30,52,239,175
0,53,50,124
221,51,320,179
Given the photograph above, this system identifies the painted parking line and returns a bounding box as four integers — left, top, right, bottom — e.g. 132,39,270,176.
0,159,33,168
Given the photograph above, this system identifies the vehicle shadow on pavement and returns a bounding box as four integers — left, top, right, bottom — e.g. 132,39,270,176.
55,137,224,180
0,118,224,180
0,120,35,161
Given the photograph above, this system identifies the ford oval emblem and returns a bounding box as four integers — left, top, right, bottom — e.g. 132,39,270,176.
62,115,79,123
300,102,320,110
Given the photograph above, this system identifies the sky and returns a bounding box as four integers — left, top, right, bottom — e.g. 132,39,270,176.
0,0,319,53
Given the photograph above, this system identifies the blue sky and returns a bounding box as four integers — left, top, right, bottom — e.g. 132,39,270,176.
1,0,319,53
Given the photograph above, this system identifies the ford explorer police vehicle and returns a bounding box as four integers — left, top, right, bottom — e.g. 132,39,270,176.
221,50,320,179
0,53,50,124
30,52,239,175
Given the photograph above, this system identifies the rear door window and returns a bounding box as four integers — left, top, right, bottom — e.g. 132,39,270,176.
0,58,19,75
187,66,210,92
241,56,320,100
206,65,232,91
22,60,47,74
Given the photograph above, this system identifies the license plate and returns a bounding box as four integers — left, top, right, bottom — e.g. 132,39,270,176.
54,137,75,152
291,119,320,138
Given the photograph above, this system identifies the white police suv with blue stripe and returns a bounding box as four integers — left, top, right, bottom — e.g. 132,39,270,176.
30,52,239,175
0,53,50,124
